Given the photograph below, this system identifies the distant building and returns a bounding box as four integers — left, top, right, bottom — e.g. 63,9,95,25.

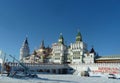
20,31,98,64
1,30,120,76
8,30,120,75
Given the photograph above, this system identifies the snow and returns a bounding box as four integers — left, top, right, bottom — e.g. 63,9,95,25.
0,58,3,63
0,74,120,83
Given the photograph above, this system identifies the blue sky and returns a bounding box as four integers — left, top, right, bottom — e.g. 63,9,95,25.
0,0,120,60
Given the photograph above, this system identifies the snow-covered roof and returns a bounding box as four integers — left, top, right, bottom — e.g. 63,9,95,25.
96,55,120,60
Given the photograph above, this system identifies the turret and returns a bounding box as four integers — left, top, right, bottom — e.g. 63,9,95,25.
20,37,30,62
90,46,96,55
76,31,82,42
40,40,45,49
90,47,96,54
58,33,64,45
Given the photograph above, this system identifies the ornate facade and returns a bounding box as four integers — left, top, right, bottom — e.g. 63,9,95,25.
20,31,98,64
1,31,120,76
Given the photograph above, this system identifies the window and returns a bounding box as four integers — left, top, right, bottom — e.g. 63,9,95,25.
55,53,60,56
55,58,60,60
73,57,80,59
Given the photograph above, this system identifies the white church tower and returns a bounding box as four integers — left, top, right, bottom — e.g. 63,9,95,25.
69,31,87,64
20,37,30,62
52,33,67,64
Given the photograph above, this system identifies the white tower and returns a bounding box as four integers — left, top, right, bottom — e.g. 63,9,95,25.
52,33,67,64
70,31,87,64
20,37,30,62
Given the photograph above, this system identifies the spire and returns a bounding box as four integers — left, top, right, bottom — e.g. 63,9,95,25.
58,33,64,44
59,33,63,39
40,40,45,49
76,30,82,42
20,37,30,62
90,46,95,53
22,37,29,47
24,37,28,45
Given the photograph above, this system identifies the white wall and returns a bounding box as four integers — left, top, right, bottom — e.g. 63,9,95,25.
69,63,120,75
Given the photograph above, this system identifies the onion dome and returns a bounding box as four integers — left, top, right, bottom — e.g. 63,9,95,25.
76,31,82,42
58,33,64,44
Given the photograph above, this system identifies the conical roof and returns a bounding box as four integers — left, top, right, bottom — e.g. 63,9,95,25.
76,31,82,42
24,37,28,44
58,33,64,44
90,47,95,53
40,40,45,49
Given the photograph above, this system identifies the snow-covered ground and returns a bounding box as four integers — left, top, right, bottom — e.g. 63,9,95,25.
0,74,120,83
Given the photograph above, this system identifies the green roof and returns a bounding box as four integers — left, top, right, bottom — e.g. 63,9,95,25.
76,31,82,42
58,33,64,44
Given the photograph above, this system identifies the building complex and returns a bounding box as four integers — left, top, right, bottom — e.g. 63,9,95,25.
1,31,120,76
